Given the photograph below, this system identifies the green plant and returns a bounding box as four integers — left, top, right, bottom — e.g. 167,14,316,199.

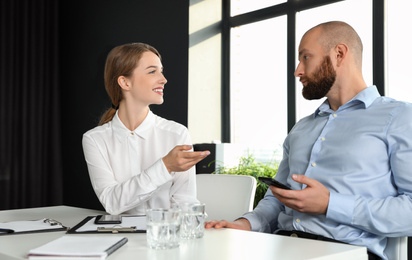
213,154,278,208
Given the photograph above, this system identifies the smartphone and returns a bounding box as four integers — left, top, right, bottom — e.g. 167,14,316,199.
258,177,292,190
94,215,122,224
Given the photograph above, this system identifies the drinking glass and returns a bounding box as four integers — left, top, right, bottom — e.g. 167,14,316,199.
179,203,207,239
146,208,181,249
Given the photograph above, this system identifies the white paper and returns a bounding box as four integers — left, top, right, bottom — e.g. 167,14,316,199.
0,219,64,233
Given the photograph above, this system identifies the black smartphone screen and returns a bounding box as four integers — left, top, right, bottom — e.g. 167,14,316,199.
258,177,292,190
94,215,122,224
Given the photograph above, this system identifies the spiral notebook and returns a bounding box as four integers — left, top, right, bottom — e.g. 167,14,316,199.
28,235,128,259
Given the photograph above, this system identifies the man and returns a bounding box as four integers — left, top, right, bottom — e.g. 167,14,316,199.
205,21,412,260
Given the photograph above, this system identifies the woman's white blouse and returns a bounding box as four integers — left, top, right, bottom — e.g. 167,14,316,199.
82,110,198,215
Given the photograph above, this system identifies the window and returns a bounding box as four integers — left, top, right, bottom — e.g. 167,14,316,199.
230,17,287,158
188,0,409,162
222,0,390,162
231,0,286,16
386,0,412,102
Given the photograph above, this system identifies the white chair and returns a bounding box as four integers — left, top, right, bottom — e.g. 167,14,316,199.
196,174,257,221
384,236,408,260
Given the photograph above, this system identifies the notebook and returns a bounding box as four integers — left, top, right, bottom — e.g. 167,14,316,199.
27,235,128,259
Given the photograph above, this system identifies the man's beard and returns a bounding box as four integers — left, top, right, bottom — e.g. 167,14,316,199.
301,56,336,100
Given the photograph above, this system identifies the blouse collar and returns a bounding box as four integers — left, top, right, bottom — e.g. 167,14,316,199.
112,110,155,142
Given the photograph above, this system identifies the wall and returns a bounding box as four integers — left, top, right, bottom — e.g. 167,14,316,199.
59,0,189,210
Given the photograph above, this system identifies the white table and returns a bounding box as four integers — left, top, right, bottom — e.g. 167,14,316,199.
0,206,368,260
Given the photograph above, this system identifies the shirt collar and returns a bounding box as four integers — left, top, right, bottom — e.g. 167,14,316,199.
112,110,155,142
315,85,380,117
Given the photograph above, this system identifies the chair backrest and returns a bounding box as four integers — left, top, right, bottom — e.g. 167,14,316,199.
384,236,408,260
196,174,257,221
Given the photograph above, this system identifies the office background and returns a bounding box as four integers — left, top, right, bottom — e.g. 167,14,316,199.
1,0,190,210
1,0,411,258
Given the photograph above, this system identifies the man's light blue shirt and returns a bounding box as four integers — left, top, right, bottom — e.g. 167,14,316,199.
243,86,412,259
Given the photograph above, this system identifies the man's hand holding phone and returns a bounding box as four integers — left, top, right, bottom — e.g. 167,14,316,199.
266,174,330,215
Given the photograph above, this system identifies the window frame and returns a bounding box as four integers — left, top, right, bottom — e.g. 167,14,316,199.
221,0,385,142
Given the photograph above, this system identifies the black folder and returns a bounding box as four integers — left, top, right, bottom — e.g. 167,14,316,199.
67,216,146,234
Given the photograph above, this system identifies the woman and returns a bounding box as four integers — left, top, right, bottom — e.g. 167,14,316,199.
82,43,209,215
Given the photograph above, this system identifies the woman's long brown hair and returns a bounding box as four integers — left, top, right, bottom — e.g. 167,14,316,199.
98,43,161,126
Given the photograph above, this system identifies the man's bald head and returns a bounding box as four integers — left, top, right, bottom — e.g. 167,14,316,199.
304,21,363,67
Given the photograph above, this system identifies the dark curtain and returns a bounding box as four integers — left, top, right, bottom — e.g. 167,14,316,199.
0,0,63,209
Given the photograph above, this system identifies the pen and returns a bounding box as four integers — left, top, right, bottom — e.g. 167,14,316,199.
0,228,14,234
